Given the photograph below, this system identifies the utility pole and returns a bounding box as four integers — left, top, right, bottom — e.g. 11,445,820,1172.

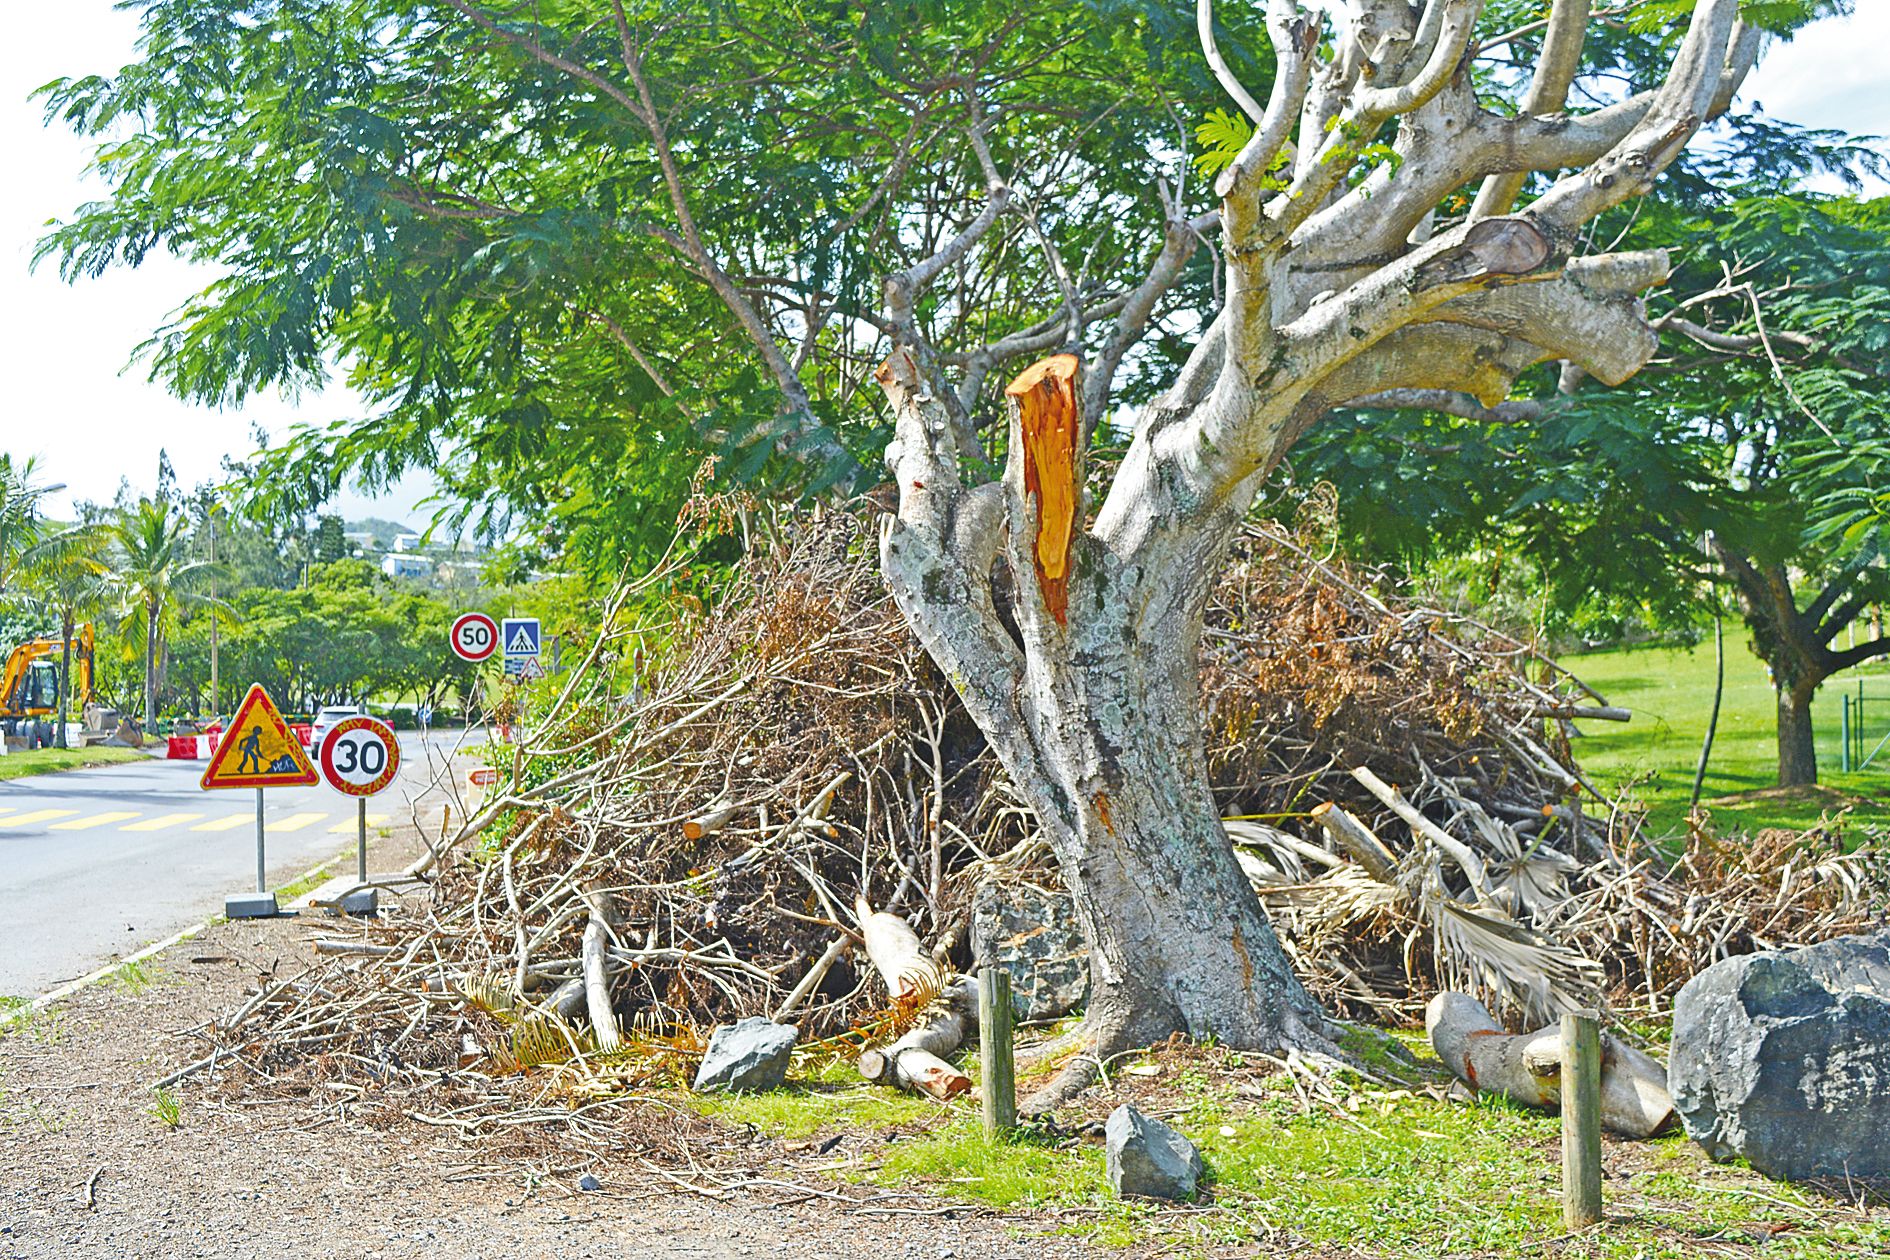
208,507,219,716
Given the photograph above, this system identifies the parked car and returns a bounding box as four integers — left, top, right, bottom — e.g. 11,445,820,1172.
310,703,369,752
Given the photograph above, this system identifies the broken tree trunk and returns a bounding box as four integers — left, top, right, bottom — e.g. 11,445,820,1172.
855,896,975,1100
1426,992,1673,1138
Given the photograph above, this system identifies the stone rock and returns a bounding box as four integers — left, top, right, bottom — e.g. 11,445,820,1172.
1669,929,1890,1182
1105,1103,1203,1201
970,879,1089,1022
691,1016,798,1093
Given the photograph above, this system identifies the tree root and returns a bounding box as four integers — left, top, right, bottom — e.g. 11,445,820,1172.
1016,998,1347,1117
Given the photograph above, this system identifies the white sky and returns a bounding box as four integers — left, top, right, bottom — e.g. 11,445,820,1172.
2,4,1886,521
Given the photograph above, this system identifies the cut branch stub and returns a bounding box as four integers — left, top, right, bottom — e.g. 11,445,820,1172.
1006,354,1081,626
1415,218,1553,289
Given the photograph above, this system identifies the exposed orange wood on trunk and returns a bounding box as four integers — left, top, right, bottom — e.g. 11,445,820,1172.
1006,354,1081,625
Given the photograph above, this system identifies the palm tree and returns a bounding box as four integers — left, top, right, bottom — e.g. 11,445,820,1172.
0,454,58,602
107,499,220,727
22,525,110,746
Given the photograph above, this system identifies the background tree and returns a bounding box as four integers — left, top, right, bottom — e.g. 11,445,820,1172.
0,455,54,603
107,498,220,726
313,514,348,564
38,0,1273,575
40,0,1842,1092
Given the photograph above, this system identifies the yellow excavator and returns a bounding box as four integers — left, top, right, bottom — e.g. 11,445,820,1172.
1,623,96,749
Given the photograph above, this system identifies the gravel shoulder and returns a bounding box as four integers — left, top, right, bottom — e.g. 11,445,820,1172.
0,823,1109,1260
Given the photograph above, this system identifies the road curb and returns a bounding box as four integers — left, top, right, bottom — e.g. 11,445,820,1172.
0,848,348,1029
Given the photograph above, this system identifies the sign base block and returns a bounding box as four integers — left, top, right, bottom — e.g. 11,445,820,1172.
225,891,280,920
337,888,379,916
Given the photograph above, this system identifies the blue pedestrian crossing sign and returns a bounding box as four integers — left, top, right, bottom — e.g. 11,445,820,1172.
501,617,541,658
501,617,541,669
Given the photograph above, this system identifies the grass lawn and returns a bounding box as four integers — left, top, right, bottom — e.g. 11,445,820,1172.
0,745,148,782
688,1037,1888,1258
1564,626,1890,835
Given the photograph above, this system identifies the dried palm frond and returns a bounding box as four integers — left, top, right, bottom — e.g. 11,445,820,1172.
492,1012,593,1072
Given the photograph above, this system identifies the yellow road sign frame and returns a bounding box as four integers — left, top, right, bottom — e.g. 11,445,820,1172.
200,684,318,790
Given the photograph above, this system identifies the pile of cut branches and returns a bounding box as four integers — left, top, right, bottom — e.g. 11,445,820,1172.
178,509,1888,1114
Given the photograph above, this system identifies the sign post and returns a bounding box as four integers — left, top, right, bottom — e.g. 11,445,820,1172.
317,715,402,916
200,684,319,918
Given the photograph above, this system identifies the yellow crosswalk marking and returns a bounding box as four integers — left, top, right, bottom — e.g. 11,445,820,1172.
191,814,252,832
50,811,141,831
327,813,389,833
0,809,81,827
122,812,205,832
267,812,327,834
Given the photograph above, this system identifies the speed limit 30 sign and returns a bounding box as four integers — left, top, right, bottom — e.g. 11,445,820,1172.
319,716,402,797
450,611,499,662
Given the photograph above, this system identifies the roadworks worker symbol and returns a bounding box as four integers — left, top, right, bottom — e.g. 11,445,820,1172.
200,684,319,790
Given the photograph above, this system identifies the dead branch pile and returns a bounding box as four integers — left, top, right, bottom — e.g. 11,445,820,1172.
183,510,1889,1111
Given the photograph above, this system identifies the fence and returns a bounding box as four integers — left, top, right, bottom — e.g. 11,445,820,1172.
1839,680,1890,772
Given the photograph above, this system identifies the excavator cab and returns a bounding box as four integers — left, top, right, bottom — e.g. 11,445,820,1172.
0,625,95,749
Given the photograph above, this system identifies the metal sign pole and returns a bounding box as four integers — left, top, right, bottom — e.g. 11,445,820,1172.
255,787,266,893
357,797,368,883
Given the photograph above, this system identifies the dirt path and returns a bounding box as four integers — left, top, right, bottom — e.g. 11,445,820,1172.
0,824,1109,1260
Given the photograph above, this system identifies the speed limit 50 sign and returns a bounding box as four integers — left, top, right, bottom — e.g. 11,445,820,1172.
450,611,499,662
319,716,402,797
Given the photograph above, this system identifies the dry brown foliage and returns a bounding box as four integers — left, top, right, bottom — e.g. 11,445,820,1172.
185,510,1887,1119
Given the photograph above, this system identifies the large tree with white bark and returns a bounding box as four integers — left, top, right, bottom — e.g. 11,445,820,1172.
876,0,1774,1093
44,0,1827,1095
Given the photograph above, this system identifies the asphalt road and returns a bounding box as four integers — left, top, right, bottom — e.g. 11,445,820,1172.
0,731,485,997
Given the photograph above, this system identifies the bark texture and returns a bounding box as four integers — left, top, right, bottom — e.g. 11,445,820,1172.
871,1,1763,1092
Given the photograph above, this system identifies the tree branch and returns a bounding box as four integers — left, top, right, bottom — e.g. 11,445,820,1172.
1527,0,1741,237
1213,1,1318,234
1347,389,1546,424
1470,0,1590,220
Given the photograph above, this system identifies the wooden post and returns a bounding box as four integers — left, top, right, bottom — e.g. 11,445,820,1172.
979,968,1015,1139
1560,1012,1603,1230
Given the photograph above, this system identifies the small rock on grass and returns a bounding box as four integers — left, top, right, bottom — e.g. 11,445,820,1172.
1105,1103,1203,1201
691,1016,799,1092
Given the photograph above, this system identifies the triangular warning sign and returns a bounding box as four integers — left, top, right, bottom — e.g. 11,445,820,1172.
200,684,319,790
505,626,537,655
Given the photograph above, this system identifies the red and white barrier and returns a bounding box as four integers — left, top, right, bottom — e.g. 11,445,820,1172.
164,725,226,760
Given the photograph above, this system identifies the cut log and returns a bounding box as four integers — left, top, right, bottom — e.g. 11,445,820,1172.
1311,802,1400,883
773,934,849,1021
1352,767,1491,898
854,895,974,1100
856,894,942,1000
1426,992,1673,1138
582,893,622,1053
681,799,737,841
857,975,977,1101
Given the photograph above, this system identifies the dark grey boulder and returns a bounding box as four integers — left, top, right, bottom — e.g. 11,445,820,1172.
1105,1103,1203,1201
691,1016,798,1093
970,879,1089,1022
1669,929,1890,1182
